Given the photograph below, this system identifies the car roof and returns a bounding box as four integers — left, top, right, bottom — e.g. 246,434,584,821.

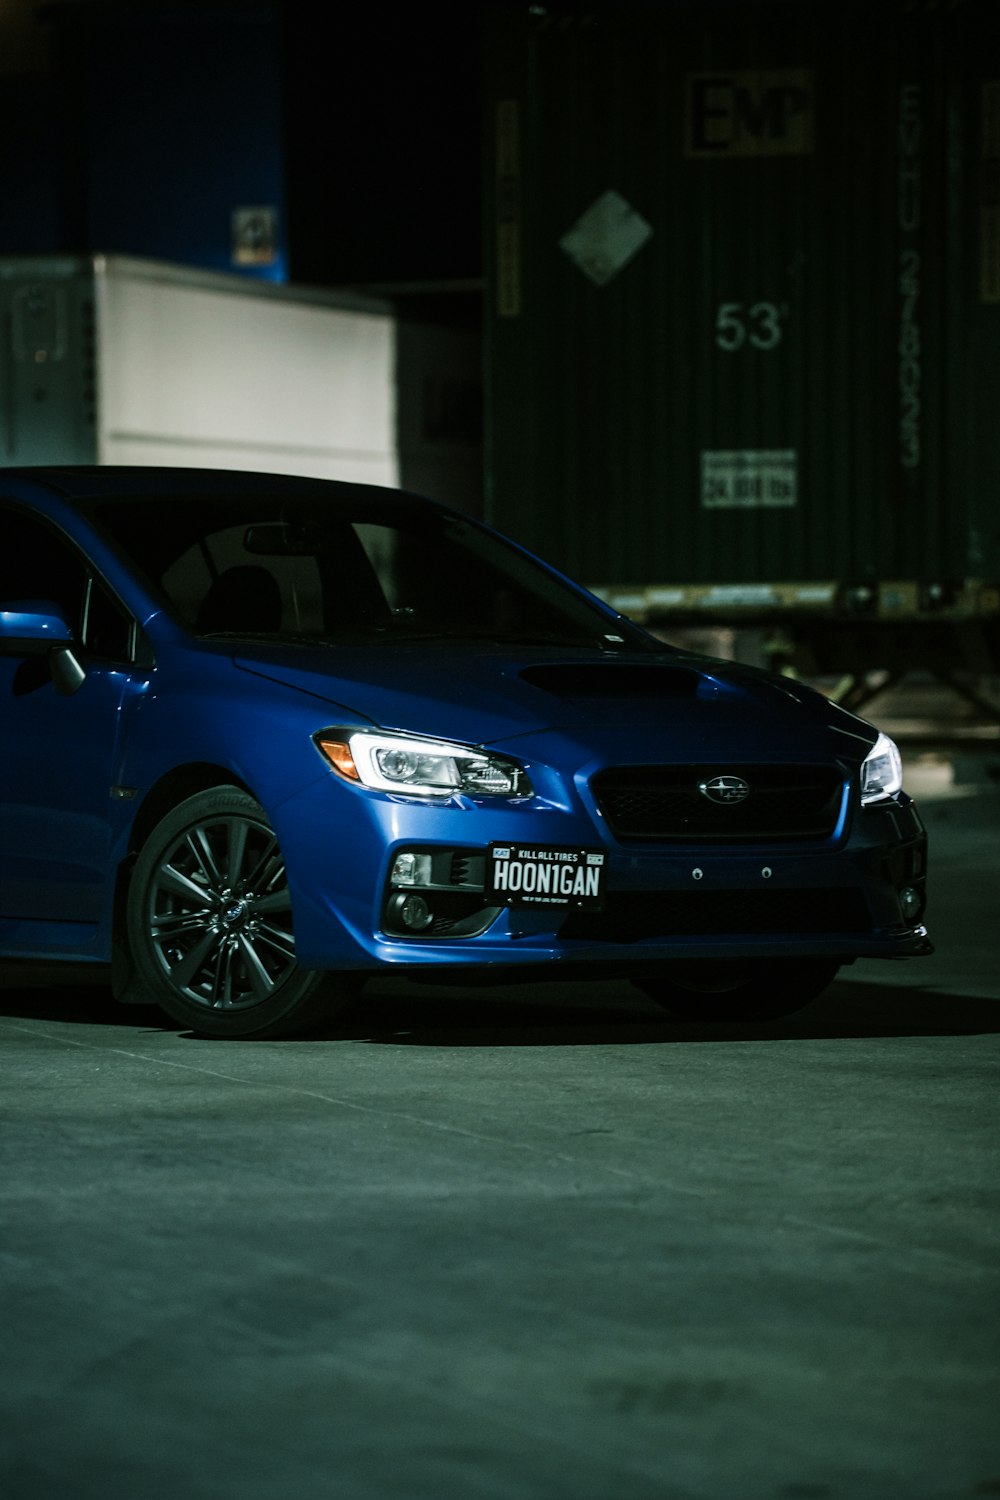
0,466,436,510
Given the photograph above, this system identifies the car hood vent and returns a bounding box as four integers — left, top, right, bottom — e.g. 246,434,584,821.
518,663,702,701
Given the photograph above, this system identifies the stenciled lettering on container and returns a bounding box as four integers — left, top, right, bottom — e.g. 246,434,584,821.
714,301,787,352
701,450,798,510
898,85,921,472
685,71,814,157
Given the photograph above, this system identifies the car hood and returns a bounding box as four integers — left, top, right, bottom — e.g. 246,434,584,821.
230,641,877,767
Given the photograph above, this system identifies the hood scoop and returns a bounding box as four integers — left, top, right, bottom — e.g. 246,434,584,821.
519,662,704,702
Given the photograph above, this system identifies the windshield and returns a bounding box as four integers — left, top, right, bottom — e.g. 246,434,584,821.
90,490,643,651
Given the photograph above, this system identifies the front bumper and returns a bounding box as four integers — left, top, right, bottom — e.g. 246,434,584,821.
277,774,931,975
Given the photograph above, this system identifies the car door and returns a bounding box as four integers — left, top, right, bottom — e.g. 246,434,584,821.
0,507,142,930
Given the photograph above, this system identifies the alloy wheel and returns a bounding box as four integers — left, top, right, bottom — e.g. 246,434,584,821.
145,811,296,1011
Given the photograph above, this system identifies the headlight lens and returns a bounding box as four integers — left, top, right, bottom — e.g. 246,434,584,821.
860,731,903,805
315,729,531,798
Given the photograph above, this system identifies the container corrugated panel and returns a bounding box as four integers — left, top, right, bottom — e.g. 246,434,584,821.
0,258,98,466
484,0,1000,607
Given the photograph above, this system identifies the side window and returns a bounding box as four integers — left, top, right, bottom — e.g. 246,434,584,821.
83,577,135,663
0,506,135,663
0,507,89,630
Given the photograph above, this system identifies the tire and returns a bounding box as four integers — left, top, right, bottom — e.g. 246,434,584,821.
632,958,840,1022
126,787,353,1039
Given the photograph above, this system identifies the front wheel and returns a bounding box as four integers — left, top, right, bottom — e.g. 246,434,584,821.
632,958,841,1022
126,787,354,1038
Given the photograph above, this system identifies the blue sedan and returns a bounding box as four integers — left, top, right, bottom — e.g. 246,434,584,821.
0,467,931,1037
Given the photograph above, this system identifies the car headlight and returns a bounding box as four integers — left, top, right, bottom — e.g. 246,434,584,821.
314,729,531,798
860,731,903,805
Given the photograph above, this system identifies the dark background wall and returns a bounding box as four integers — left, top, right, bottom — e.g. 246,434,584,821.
0,0,484,292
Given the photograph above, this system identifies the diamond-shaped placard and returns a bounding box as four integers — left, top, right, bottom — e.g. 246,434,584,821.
559,190,653,287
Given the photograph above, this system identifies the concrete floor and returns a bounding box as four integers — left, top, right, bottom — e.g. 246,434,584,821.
1,744,998,1500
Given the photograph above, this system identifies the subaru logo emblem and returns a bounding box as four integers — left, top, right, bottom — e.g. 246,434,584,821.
698,774,750,804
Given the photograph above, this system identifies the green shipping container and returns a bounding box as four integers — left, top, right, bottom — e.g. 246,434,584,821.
484,0,1000,689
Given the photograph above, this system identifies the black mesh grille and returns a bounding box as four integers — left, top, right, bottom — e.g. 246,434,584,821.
560,887,870,942
428,897,485,934
592,765,845,842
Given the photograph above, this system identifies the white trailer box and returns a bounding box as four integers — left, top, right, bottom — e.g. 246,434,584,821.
0,255,399,486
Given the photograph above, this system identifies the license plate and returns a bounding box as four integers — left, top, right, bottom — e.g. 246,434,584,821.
487,843,607,909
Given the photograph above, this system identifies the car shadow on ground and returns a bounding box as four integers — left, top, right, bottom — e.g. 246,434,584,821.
327,978,1000,1047
1,969,998,1047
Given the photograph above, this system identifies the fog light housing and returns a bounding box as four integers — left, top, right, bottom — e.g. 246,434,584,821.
900,885,923,922
387,891,435,932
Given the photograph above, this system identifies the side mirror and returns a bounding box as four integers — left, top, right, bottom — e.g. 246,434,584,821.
0,600,86,695
0,600,75,649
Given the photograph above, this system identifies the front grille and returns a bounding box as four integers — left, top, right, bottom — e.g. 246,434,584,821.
560,887,870,942
592,764,845,843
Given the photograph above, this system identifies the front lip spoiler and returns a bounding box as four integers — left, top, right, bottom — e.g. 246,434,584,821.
883,925,934,958
366,923,935,969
